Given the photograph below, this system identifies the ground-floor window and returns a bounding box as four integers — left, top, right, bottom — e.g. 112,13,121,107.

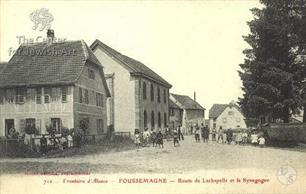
144,110,147,128
5,119,14,137
158,112,161,128
25,118,36,134
164,112,167,127
79,118,89,135
51,118,61,134
97,119,104,134
151,111,155,128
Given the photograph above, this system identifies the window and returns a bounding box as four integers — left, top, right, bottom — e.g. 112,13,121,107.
0,89,4,104
96,93,104,107
150,84,154,101
79,87,83,103
25,118,36,134
222,117,227,123
158,112,161,128
15,88,26,104
51,118,61,133
97,119,104,134
151,111,155,128
36,88,42,104
157,87,161,103
61,86,68,103
88,68,95,80
143,82,147,100
5,89,15,103
164,112,167,127
228,111,234,116
144,110,147,128
163,89,167,104
84,89,89,104
44,87,51,103
213,123,216,129
170,109,174,116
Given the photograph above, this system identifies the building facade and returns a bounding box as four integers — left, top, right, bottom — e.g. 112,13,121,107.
91,39,172,133
169,99,183,130
170,93,205,133
0,39,110,137
208,103,247,132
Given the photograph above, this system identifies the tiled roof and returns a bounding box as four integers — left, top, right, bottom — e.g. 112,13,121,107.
0,62,8,73
171,93,205,110
209,104,228,118
209,103,243,118
169,98,182,109
0,40,110,96
90,39,172,88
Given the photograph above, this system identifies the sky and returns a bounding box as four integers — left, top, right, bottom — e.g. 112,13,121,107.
0,0,261,118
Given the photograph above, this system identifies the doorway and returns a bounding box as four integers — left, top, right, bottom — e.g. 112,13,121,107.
5,119,15,136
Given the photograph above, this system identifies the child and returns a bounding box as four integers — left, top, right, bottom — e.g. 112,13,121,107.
173,129,179,146
258,136,265,148
251,132,259,146
134,129,141,148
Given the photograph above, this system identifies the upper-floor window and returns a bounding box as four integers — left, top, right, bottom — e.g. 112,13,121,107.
61,86,68,103
96,93,104,107
164,112,167,127
157,87,161,103
143,82,147,100
44,87,51,103
88,68,95,80
5,89,15,103
150,84,154,101
228,111,234,116
84,89,89,104
79,87,83,103
15,88,26,104
36,88,42,104
170,109,174,116
163,89,167,104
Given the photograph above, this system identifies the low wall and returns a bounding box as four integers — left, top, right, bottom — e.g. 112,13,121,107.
264,123,306,143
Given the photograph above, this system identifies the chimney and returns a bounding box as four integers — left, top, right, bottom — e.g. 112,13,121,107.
194,91,196,102
47,29,54,44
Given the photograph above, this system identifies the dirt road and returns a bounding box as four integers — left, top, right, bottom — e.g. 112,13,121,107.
1,136,306,174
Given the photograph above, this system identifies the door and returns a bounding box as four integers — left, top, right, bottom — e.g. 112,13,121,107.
5,119,15,136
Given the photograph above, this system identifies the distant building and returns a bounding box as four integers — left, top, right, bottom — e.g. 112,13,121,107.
170,93,205,133
169,99,183,130
0,33,110,137
208,102,247,132
91,39,172,133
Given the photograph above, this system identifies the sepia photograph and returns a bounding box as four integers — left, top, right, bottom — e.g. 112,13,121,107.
0,0,305,194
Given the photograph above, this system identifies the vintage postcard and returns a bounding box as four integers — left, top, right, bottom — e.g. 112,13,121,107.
0,0,305,194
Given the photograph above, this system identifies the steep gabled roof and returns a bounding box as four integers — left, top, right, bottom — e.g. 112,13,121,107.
209,104,228,118
0,40,110,97
0,62,8,73
209,103,243,119
90,39,172,88
171,93,205,110
169,98,182,109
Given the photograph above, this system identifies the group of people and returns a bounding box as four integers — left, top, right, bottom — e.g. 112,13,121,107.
134,125,186,148
194,123,209,143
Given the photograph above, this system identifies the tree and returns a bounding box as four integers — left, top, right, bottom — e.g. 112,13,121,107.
238,0,306,123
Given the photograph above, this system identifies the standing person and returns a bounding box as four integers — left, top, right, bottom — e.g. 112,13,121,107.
236,132,243,145
151,129,157,147
40,135,48,155
134,129,141,148
173,129,179,147
204,127,209,142
156,130,164,148
242,131,248,145
212,128,216,142
143,128,150,146
67,133,73,148
195,125,200,142
258,136,265,148
217,126,224,143
177,125,184,141
201,124,205,142
251,132,259,146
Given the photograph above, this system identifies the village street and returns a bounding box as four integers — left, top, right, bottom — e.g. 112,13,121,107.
1,136,306,174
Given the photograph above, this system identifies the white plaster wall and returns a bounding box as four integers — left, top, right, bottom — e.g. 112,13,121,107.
93,48,136,132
